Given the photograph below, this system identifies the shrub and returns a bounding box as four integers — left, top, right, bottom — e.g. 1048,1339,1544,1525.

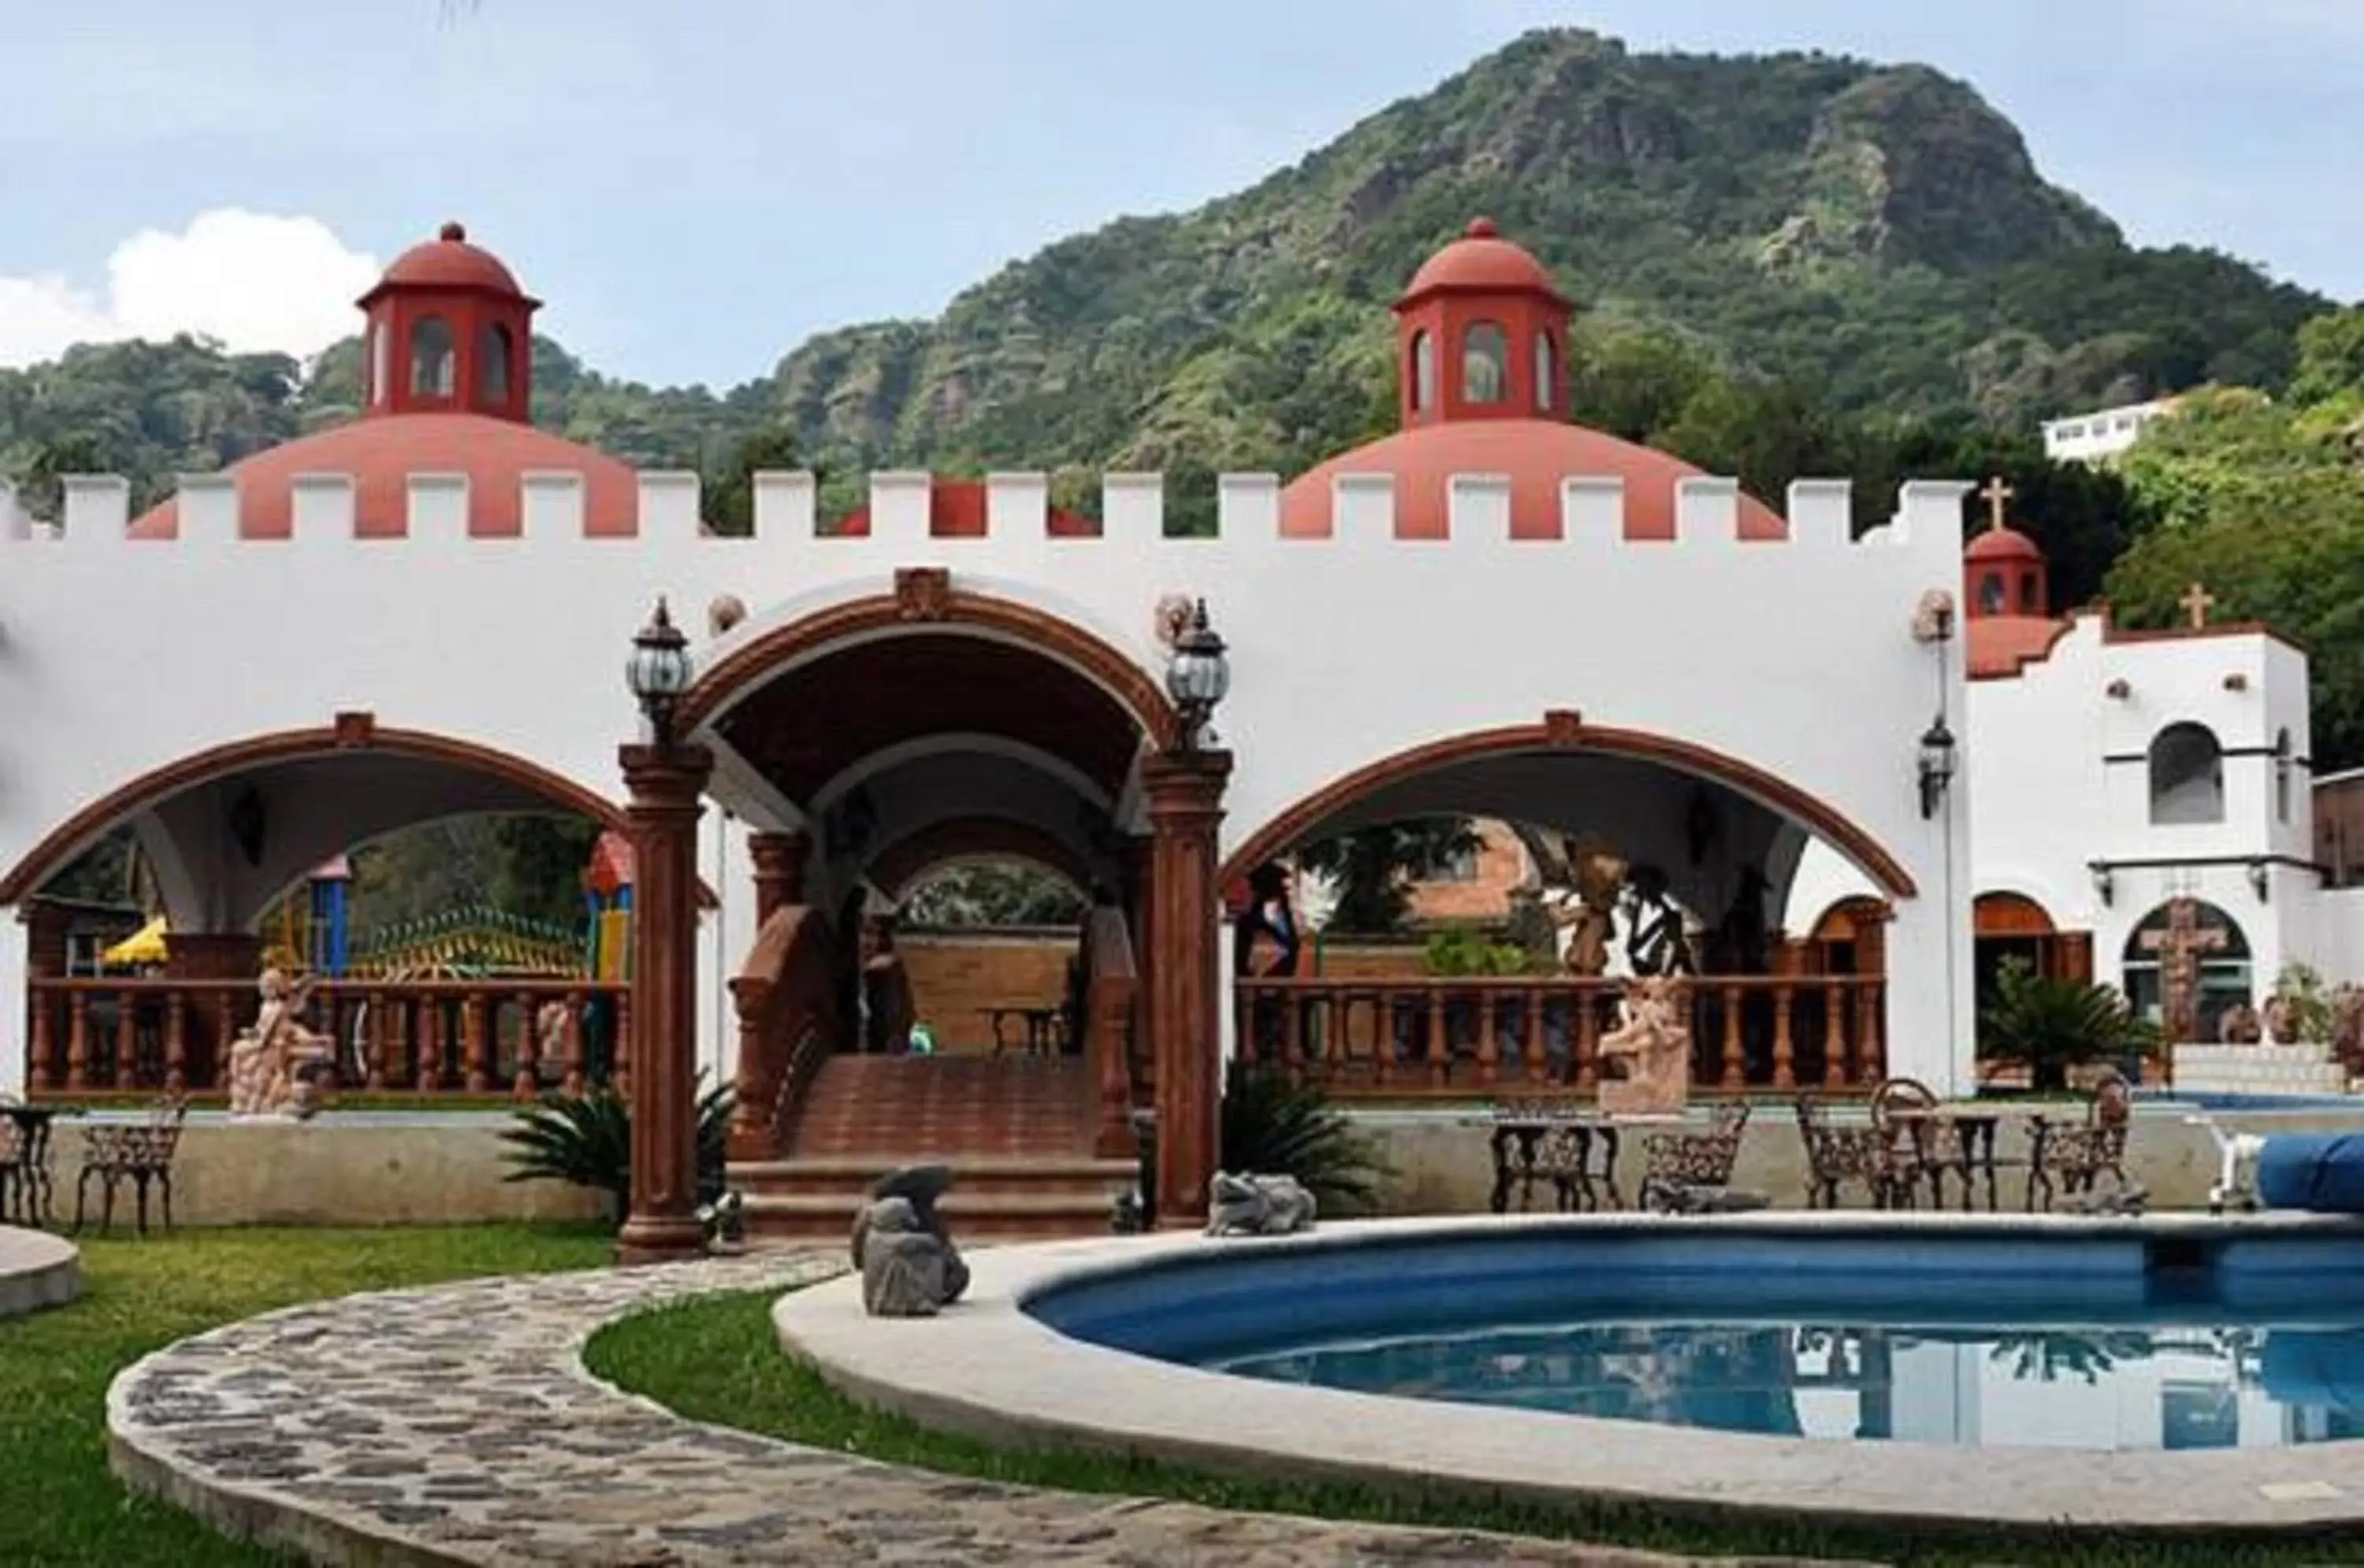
1979,957,2158,1093
2273,961,2336,1044
500,1077,735,1227
1216,1058,1391,1213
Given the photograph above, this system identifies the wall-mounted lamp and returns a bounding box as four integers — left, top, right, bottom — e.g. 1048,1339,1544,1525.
1917,715,1957,820
2089,860,2114,908
2248,858,2271,902
1163,598,1230,752
2105,678,2131,700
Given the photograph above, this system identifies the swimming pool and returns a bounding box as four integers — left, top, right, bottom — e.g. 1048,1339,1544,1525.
1026,1223,2364,1452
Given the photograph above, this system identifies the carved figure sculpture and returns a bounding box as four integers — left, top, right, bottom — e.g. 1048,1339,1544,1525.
1205,1172,1318,1237
1596,973,1691,1116
1564,840,1626,979
2219,1001,2263,1046
2262,994,2299,1046
225,967,335,1119
2333,986,2364,1075
851,1163,968,1306
853,1197,950,1316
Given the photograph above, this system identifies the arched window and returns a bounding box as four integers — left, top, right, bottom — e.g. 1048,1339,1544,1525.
479,322,514,406
2019,572,2040,613
409,315,455,398
1409,330,1435,412
2148,722,2225,824
2121,900,2251,1042
1463,321,1507,404
1533,330,1556,412
2276,728,2294,824
362,325,382,406
1977,571,2005,616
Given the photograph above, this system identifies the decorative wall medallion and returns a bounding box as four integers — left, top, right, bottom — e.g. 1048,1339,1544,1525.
893,567,952,622
331,710,377,749
1152,593,1195,649
1543,708,1585,748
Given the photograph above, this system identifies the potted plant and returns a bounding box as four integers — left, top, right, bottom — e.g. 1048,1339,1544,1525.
1978,957,2159,1094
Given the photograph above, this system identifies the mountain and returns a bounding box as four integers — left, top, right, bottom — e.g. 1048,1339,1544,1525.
0,28,2332,513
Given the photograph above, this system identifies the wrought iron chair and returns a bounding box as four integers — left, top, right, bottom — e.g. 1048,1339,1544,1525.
74,1096,189,1236
1793,1094,1916,1209
1870,1076,1971,1209
2027,1071,2133,1212
1638,1101,1753,1213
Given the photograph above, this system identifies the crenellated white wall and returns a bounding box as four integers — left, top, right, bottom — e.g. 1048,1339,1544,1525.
0,466,1975,1092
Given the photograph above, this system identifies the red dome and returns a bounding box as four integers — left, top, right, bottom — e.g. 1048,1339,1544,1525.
362,221,530,303
1280,418,1786,541
1965,525,2043,564
1398,217,1568,307
128,413,642,539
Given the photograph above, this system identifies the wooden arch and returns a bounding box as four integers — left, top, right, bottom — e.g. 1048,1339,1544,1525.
1220,717,1919,900
676,578,1180,750
1974,891,2057,939
0,715,623,906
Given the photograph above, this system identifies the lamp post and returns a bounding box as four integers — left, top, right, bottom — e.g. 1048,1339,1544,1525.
616,596,713,1265
1164,599,1230,752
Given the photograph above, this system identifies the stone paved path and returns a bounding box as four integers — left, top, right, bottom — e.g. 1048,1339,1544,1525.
107,1253,1861,1567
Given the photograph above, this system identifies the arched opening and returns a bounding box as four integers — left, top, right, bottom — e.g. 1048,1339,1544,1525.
2121,898,2252,1043
689,587,1177,1169
3,724,623,1100
1532,329,1556,412
1409,329,1436,413
479,321,514,407
1972,891,2087,1023
1463,321,1508,404
1220,721,1914,1094
2150,722,2226,825
1976,570,2005,616
409,314,456,398
362,324,382,406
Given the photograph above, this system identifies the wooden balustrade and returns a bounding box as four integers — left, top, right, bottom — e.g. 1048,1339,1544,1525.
18,977,629,1102
1232,972,1887,1097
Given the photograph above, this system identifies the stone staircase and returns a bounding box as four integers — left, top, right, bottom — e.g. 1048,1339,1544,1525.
732,1053,1138,1242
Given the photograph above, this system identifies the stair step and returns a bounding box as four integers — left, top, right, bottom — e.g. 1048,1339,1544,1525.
733,1156,1133,1180
745,1190,1121,1218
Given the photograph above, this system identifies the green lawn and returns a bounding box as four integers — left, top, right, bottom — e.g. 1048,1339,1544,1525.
0,1224,611,1568
588,1290,2364,1568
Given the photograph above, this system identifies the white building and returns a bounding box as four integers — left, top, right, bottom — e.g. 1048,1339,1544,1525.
2042,398,2179,464
1790,503,2364,1060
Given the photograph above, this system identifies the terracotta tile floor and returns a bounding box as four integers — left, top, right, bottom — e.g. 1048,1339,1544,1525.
787,1053,1098,1157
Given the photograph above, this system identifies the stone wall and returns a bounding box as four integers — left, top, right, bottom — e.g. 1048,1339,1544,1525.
900,928,1076,1053
58,1119,606,1229
2172,1042,2349,1097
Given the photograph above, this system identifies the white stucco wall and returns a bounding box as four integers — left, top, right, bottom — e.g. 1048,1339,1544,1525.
0,467,1973,1094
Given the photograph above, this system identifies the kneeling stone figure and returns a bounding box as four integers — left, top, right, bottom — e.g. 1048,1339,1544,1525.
1205,1172,1318,1237
850,1163,970,1317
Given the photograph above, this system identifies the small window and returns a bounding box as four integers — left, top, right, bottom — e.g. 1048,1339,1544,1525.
1978,571,2006,615
1533,330,1556,412
2019,571,2040,613
410,315,455,398
2277,729,2294,824
1463,321,1507,404
1410,329,1436,412
479,322,514,406
363,325,383,406
2149,722,2226,825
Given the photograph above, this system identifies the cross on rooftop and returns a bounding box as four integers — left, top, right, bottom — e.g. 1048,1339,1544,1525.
1976,475,2015,533
2180,581,2216,630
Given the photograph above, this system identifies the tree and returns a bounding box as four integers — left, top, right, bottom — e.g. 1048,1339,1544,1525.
900,861,1084,927
701,423,804,537
1294,817,1480,934
2292,307,2364,405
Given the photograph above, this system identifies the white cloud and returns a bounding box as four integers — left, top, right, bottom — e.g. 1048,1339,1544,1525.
0,209,379,370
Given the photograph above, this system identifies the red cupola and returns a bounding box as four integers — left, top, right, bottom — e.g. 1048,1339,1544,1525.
1392,217,1572,429
355,221,538,422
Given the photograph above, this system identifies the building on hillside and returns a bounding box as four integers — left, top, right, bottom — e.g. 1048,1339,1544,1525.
2041,397,2179,464
1789,481,2364,1084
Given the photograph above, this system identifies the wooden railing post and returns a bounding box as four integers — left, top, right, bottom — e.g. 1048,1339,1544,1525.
464,990,493,1092
1425,989,1448,1087
165,990,188,1094
562,990,586,1098
1772,983,1796,1091
364,990,388,1090
1823,981,1847,1089
1477,990,1500,1087
65,992,90,1091
1576,986,1600,1091
513,990,539,1100
112,987,137,1088
28,986,55,1093
417,998,442,1093
1719,983,1744,1091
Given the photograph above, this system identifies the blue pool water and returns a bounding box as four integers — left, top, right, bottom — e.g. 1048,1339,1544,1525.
1028,1227,2364,1451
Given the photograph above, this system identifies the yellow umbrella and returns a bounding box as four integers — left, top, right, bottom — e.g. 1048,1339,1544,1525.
102,916,169,967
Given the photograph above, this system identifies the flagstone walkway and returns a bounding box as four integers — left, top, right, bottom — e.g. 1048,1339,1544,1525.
106,1252,1857,1567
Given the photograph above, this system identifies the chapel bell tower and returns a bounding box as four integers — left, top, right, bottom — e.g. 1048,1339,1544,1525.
1392,217,1574,430
355,221,539,423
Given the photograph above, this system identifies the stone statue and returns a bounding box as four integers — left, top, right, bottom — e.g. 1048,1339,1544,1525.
225,967,335,1119
2219,1001,2262,1046
1597,973,1692,1116
849,1163,968,1311
853,1198,951,1317
1205,1172,1318,1237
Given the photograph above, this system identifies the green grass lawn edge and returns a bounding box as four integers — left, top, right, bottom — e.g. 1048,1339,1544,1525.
583,1287,2364,1568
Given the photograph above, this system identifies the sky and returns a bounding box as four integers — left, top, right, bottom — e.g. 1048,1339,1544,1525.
0,0,2357,387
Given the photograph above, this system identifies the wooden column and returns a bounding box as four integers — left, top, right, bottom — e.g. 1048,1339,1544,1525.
747,828,809,925
616,740,716,1266
1143,749,1231,1228
1125,837,1158,1107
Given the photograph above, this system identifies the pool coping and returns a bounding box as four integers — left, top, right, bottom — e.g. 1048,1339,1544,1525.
772,1210,2364,1536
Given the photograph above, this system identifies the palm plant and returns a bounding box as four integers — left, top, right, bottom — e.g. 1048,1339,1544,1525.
1217,1059,1391,1213
1979,957,2159,1093
500,1077,735,1227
